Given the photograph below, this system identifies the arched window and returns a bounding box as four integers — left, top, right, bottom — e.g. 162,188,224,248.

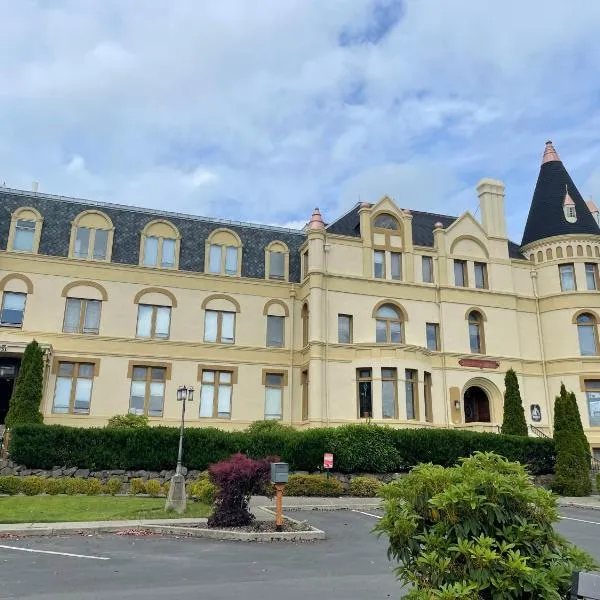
546,248,553,260
264,300,288,348
301,304,309,347
140,220,180,269
577,313,599,356
8,207,43,254
468,311,485,354
537,250,543,262
373,213,399,230
556,246,564,258
375,304,404,343
69,210,114,261
206,228,242,276
201,294,239,344
577,245,584,257
265,241,289,281
567,246,574,257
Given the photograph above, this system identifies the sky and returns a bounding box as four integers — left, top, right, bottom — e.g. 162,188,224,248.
1,0,600,243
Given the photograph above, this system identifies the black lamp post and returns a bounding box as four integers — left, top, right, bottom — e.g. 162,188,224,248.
175,385,194,475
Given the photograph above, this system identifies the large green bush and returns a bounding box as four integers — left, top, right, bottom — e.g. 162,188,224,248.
501,368,528,436
285,474,344,497
349,476,382,497
376,452,596,599
552,384,591,496
9,422,556,475
5,340,44,427
106,414,149,429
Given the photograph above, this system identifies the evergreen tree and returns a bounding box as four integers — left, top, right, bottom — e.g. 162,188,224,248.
5,340,44,427
551,384,591,496
568,390,591,467
501,368,528,436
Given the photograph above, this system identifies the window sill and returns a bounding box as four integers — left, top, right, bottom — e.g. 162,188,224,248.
0,323,23,328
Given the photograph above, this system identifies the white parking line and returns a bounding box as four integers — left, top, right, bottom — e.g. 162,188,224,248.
351,509,382,520
560,516,600,526
0,544,110,560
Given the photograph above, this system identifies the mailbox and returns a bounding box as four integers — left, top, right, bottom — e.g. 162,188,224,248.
270,462,289,484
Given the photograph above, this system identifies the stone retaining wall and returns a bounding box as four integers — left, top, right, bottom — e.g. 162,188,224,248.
0,459,554,490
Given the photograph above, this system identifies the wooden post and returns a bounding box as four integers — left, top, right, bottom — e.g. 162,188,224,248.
275,483,284,532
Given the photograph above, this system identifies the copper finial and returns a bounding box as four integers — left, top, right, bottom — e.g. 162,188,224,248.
308,207,325,230
542,140,560,164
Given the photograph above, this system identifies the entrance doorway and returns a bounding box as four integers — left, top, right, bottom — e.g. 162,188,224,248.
0,358,20,425
464,386,491,423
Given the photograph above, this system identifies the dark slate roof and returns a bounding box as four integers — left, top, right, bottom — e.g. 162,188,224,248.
326,202,526,259
521,159,600,246
0,188,306,282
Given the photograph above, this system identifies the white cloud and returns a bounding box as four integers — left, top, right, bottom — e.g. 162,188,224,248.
1,0,600,242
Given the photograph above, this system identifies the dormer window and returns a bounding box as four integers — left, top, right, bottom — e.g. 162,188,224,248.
563,186,577,223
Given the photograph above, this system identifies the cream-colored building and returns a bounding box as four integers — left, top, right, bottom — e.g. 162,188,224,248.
1,141,600,456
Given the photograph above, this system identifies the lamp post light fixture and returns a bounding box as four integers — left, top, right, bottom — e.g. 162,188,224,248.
165,385,194,514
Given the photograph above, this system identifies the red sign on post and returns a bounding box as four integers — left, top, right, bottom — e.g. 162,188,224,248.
323,453,334,469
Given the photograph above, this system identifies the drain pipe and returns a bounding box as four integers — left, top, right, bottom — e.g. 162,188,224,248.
531,269,552,426
323,241,331,423
434,256,451,428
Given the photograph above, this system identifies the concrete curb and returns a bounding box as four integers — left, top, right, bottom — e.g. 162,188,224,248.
557,501,600,512
259,503,380,512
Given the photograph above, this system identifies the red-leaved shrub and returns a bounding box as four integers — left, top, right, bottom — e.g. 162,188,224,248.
207,453,273,527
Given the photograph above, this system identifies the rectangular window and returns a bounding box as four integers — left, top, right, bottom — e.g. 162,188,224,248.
204,310,235,344
136,305,171,339
454,260,467,287
14,219,35,252
424,371,433,423
422,256,434,283
264,373,284,420
585,380,600,427
161,238,176,268
391,252,402,280
357,368,373,418
0,292,26,327
474,262,488,289
53,362,95,415
559,263,576,291
74,227,91,258
374,250,385,279
209,244,222,273
199,370,233,418
269,251,285,279
338,314,353,344
143,236,159,266
93,229,109,260
469,321,482,354
302,251,309,279
381,368,398,419
301,370,309,421
225,246,238,275
426,323,440,351
586,263,598,291
129,366,166,417
63,298,101,334
266,315,285,347
405,369,418,420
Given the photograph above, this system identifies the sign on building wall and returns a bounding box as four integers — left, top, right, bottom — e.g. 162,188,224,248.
458,358,500,369
530,404,542,422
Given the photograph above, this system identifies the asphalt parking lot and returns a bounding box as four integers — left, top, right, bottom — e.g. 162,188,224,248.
0,507,598,600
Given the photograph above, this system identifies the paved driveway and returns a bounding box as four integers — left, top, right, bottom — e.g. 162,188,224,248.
0,507,598,599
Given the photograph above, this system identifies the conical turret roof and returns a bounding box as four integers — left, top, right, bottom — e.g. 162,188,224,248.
521,141,600,246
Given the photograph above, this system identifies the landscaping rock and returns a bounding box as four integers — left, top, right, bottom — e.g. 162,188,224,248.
64,467,78,477
75,469,90,479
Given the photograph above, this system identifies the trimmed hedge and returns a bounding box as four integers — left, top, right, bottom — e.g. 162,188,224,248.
285,474,344,497
349,476,382,497
9,423,556,475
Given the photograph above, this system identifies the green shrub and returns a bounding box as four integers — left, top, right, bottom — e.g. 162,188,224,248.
130,478,146,496
375,452,596,599
188,479,218,504
163,481,170,495
85,478,102,496
597,472,600,492
21,476,45,496
104,478,122,496
62,478,90,495
285,474,344,497
9,422,556,475
0,476,22,495
5,340,44,427
500,368,528,436
552,384,591,496
44,479,67,495
106,414,149,429
145,479,162,497
349,476,382,497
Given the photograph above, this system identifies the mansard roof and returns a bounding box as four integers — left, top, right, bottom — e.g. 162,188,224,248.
521,141,600,246
0,187,305,282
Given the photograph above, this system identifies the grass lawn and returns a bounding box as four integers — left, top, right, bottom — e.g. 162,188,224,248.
0,496,211,524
